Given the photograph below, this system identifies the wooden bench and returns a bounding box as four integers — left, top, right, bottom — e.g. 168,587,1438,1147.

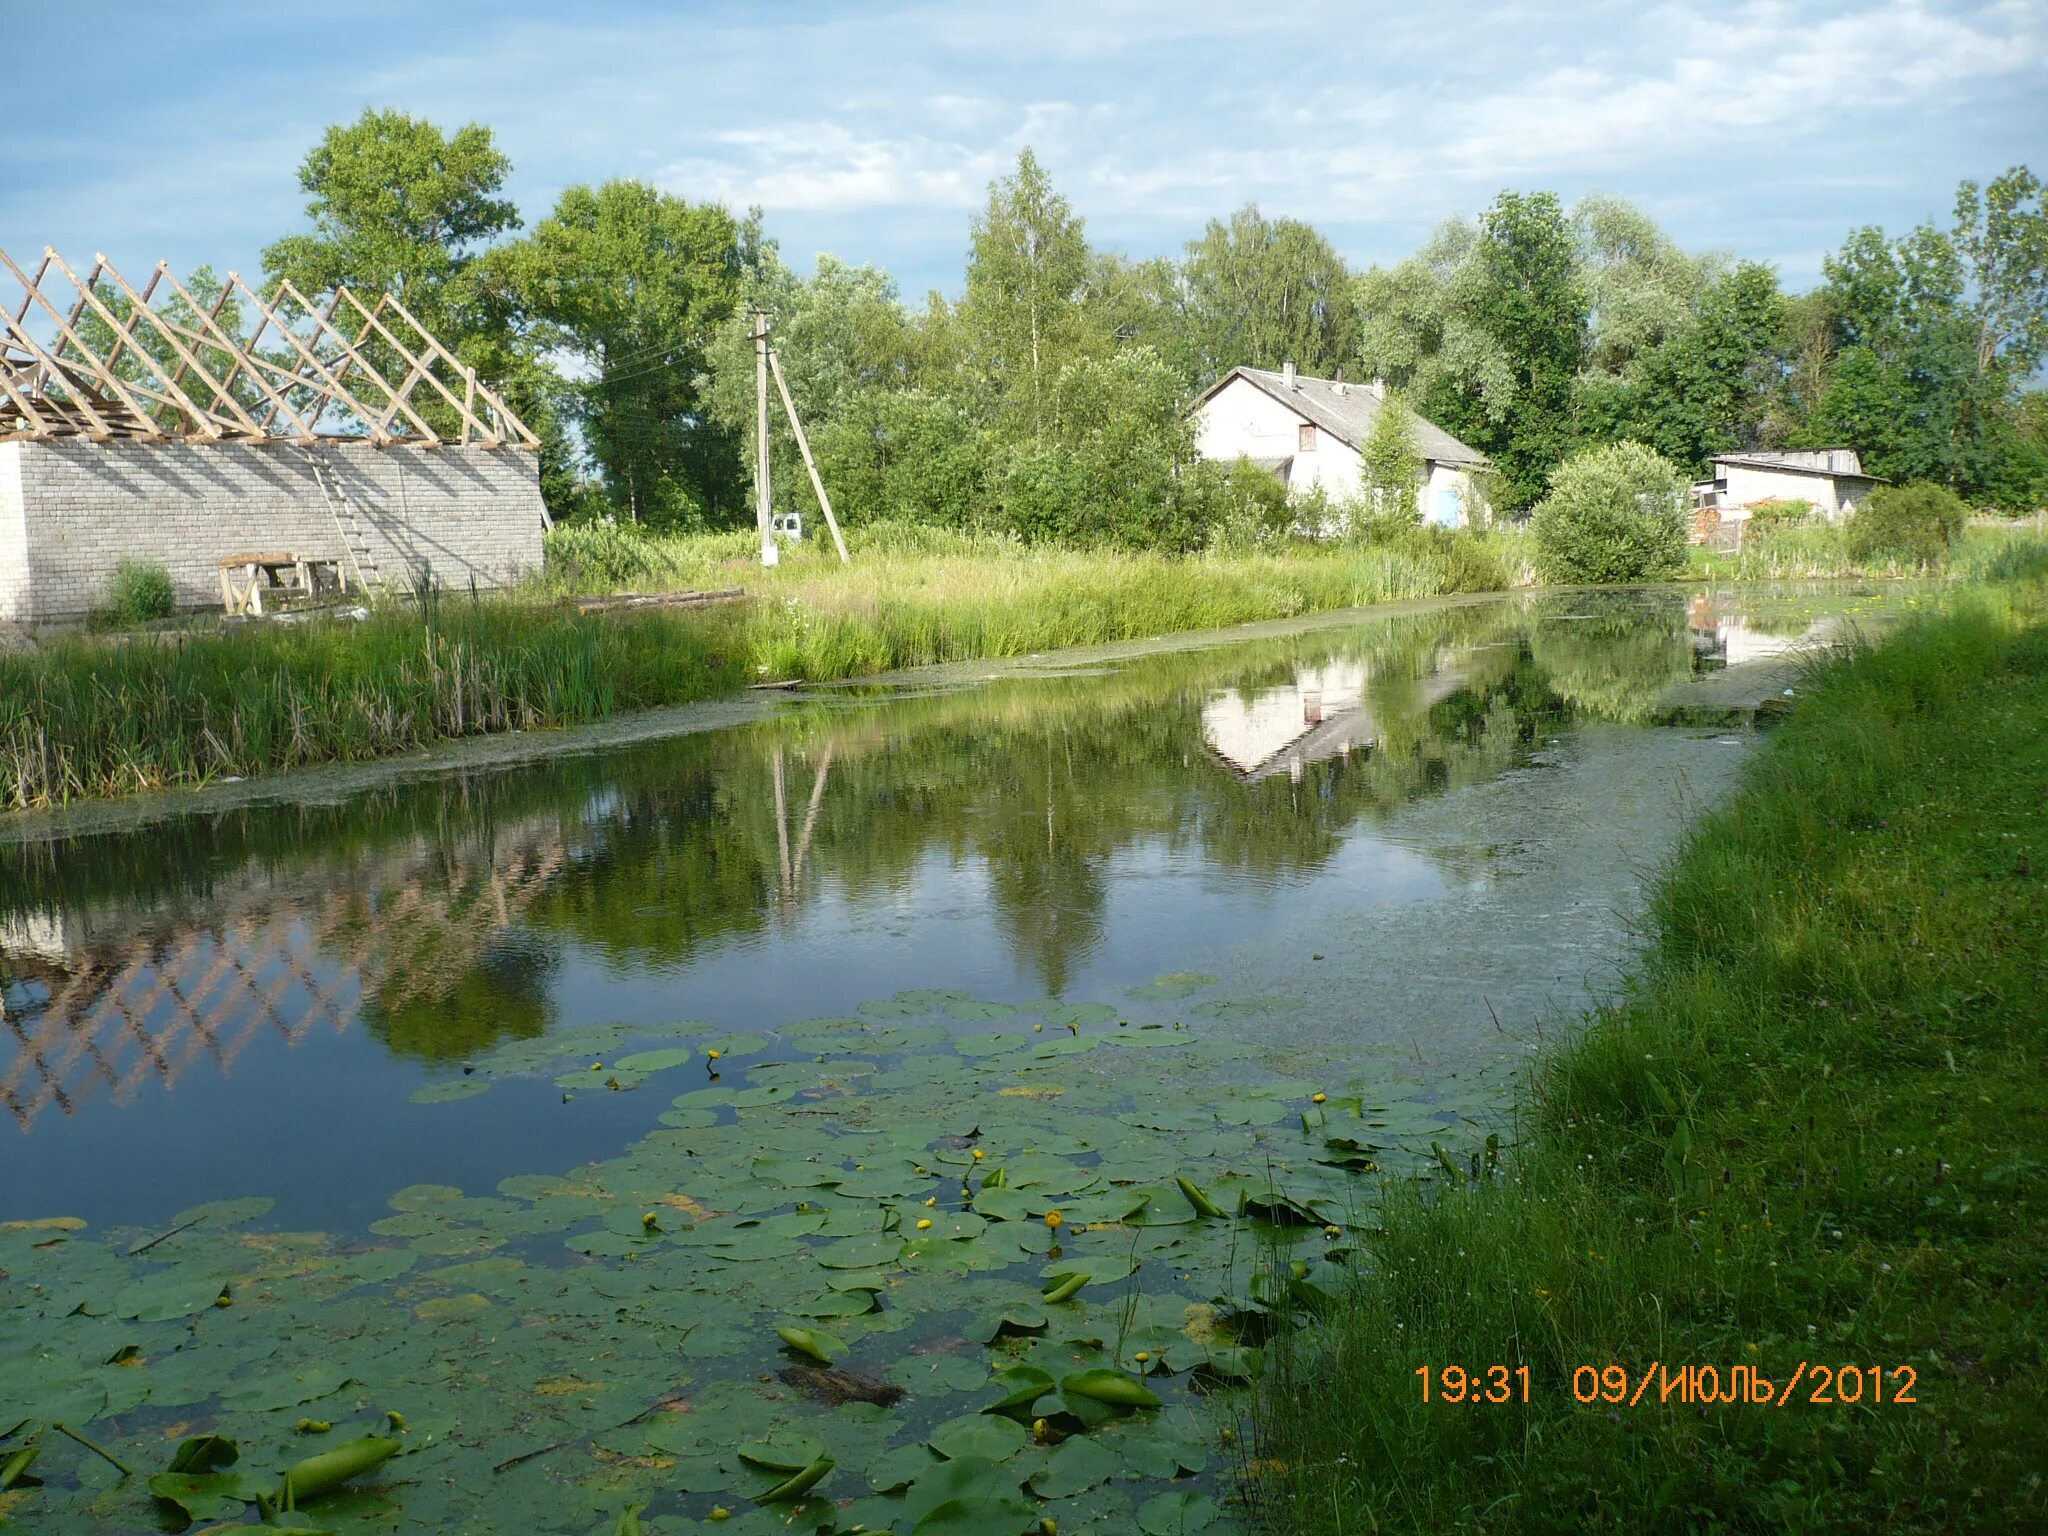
218,552,348,616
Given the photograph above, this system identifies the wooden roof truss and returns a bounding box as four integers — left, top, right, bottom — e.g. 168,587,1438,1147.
0,246,538,448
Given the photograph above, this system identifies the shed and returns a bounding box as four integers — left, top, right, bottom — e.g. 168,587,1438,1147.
1695,449,1883,522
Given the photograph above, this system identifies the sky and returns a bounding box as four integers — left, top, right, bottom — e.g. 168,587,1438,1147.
2,0,2044,301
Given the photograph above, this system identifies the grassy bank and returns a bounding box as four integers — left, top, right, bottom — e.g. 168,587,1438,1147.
1686,518,2046,582
1254,575,2048,1532
0,529,1517,809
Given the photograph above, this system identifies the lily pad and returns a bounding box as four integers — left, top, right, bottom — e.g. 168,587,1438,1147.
1138,1489,1220,1533
926,1412,1027,1462
613,1047,693,1074
1032,1434,1121,1498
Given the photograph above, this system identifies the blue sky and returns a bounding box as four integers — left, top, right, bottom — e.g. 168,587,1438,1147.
2,0,2043,301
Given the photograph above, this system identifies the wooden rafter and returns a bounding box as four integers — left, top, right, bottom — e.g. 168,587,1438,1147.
155,265,320,441
0,246,539,448
43,249,227,439
90,255,272,439
0,247,165,435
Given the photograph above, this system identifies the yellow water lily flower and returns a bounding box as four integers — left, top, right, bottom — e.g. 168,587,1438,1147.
916,1218,933,1230
971,1148,985,1161
923,1195,938,1207
1044,1210,1063,1229
1311,1092,1327,1104
706,1048,722,1060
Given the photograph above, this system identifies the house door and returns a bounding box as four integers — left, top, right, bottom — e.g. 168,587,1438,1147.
1432,484,1462,528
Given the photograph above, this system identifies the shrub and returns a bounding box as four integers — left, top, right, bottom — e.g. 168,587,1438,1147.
1746,497,1813,528
1356,393,1424,531
544,521,659,587
104,559,177,624
1195,458,1296,554
1845,481,1968,566
1528,441,1689,584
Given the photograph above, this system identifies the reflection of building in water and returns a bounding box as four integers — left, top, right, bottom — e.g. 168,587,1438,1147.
1204,663,1372,781
1687,597,1837,668
1202,658,1467,781
0,830,566,1134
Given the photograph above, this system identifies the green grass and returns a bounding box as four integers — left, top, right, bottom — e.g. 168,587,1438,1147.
1252,576,2048,1533
0,528,1521,809
0,602,753,808
1687,519,2043,582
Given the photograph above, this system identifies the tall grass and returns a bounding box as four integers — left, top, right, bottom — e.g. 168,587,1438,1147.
1253,573,2048,1534
1688,519,2042,581
0,604,750,808
0,530,1521,809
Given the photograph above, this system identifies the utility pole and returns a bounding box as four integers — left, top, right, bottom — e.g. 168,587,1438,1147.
767,347,850,564
748,303,850,567
753,306,777,568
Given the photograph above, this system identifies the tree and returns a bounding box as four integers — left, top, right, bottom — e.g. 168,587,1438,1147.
263,109,518,337
1451,192,1589,506
1805,221,1989,489
1358,216,1516,433
1178,205,1359,384
1953,166,2048,380
1359,193,1588,507
1528,441,1688,584
1085,251,1195,386
703,251,920,525
487,181,749,526
262,112,581,500
1573,194,1722,379
961,149,1098,440
1579,261,1788,473
1355,392,1424,531
995,348,1201,548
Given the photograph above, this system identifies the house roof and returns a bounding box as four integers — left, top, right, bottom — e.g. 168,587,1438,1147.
1710,450,1884,484
1196,366,1490,468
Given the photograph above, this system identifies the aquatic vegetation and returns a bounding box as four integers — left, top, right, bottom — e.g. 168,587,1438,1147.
0,980,1500,1533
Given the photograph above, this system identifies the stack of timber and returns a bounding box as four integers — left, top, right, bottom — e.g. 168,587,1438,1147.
568,587,747,615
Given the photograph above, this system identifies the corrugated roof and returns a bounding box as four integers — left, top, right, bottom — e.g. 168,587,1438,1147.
1711,450,1883,483
1199,366,1490,467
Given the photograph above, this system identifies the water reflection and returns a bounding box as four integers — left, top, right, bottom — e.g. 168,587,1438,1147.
1,588,1830,1139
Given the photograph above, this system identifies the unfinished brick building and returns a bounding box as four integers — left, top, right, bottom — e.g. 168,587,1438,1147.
0,248,548,623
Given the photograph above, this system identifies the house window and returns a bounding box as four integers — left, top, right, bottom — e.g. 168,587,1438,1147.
1298,423,1317,452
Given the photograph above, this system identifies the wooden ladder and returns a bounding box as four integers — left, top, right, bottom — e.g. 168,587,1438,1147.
303,451,408,596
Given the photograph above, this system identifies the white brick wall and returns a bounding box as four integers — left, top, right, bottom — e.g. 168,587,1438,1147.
0,444,26,623
0,438,547,623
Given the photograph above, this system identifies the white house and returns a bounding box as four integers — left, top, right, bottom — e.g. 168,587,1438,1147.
1694,449,1882,522
1192,364,1492,529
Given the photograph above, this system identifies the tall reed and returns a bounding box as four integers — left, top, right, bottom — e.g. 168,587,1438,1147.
1,532,1521,809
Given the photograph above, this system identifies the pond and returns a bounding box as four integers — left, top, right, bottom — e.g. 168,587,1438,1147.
0,584,1908,1534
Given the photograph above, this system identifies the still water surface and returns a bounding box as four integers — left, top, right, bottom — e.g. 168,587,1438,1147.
3,584,1886,1229
0,583,1911,1534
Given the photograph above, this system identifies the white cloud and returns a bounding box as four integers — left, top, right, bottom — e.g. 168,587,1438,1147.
1442,1,2046,177
3,0,2041,296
